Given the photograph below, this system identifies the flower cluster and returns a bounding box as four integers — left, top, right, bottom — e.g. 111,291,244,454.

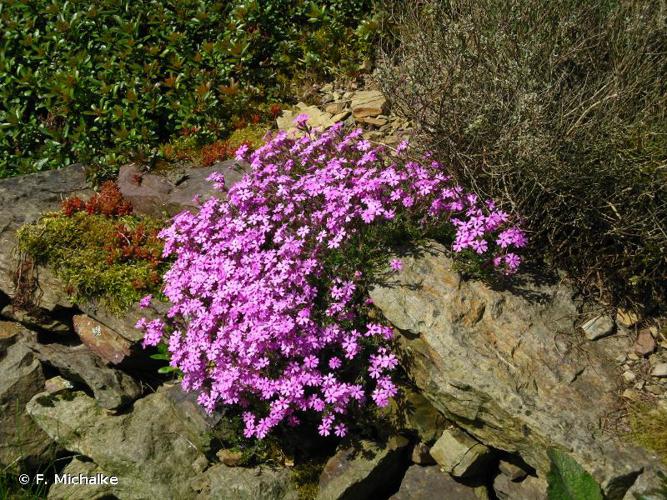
137,119,526,439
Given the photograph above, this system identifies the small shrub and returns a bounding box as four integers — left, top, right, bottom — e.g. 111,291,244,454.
379,0,667,307
18,184,165,313
0,0,378,178
137,118,525,439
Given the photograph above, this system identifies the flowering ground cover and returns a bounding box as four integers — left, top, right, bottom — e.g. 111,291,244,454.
137,117,526,439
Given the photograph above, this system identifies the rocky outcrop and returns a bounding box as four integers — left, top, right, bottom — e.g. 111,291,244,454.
117,160,247,219
316,436,409,500
0,165,91,311
192,464,297,500
390,465,480,500
429,428,492,479
0,324,54,468
28,342,142,410
370,242,665,499
27,385,215,499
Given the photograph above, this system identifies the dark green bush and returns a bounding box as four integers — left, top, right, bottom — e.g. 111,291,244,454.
0,0,377,178
379,0,667,307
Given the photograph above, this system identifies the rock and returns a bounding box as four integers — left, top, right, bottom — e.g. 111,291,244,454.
390,465,478,500
192,464,296,500
0,165,91,310
44,376,74,394
493,473,547,500
369,242,665,499
0,319,28,352
117,160,247,219
652,363,667,378
499,459,529,481
277,104,337,133
411,442,436,465
1,305,71,335
617,309,640,328
78,298,169,343
359,116,389,127
351,90,387,120
623,371,637,383
324,102,347,115
0,338,54,468
47,458,115,500
389,387,447,443
217,448,245,467
429,428,491,479
72,314,133,365
634,330,657,357
582,315,616,340
27,385,214,499
316,436,409,500
28,342,142,409
622,389,641,400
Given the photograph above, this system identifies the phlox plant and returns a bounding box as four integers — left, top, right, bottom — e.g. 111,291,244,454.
136,115,527,439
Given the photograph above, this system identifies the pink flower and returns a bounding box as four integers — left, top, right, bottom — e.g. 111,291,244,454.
293,113,310,127
139,294,153,309
389,258,402,272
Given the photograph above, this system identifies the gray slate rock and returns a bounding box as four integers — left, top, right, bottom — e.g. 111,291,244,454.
117,160,247,219
191,464,297,500
47,458,115,500
27,385,214,500
0,331,54,468
317,436,409,500
429,428,491,479
369,242,664,499
390,465,478,500
493,473,547,500
582,315,616,340
28,342,141,410
0,165,91,310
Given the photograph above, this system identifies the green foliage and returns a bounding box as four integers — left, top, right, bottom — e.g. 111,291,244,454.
546,448,603,500
380,0,667,306
0,0,377,178
17,210,166,313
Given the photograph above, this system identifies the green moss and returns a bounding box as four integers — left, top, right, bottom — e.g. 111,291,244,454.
17,211,166,313
291,461,325,500
628,403,667,465
226,125,270,152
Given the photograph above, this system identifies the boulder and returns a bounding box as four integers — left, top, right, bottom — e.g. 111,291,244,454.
429,428,491,479
316,436,409,500
27,385,214,499
369,242,665,499
389,387,447,443
0,165,91,310
191,464,297,500
0,333,54,468
498,459,529,482
390,465,479,500
411,442,436,465
493,473,547,500
28,342,141,410
117,160,247,219
350,90,387,121
72,314,133,365
47,458,115,500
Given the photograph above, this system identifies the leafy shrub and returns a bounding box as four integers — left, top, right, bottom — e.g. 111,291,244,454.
546,448,603,500
136,118,526,439
0,0,377,178
17,183,165,312
378,0,667,307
